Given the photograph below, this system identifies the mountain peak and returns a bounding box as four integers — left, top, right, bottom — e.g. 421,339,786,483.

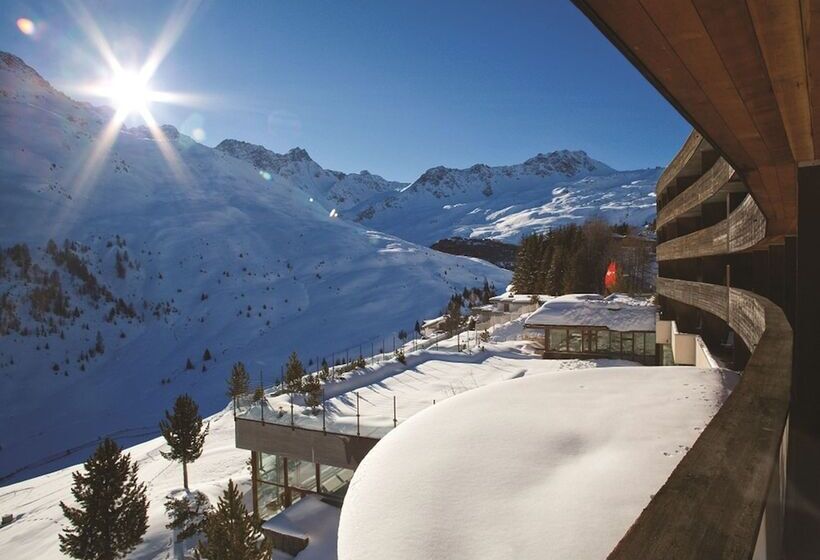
522,149,610,176
215,140,319,174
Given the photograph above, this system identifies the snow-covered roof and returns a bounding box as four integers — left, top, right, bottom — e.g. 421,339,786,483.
489,291,550,304
421,316,446,328
261,495,338,542
338,366,737,560
525,293,656,332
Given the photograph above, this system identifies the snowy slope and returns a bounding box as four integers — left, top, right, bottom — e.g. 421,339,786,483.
0,51,509,483
349,152,662,244
0,316,665,560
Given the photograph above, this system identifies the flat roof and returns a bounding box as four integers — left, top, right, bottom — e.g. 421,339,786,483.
525,293,656,332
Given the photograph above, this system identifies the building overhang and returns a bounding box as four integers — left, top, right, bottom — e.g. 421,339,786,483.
572,0,819,238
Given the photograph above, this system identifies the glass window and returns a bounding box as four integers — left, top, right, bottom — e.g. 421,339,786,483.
635,332,645,356
569,329,583,352
597,330,610,352
259,452,285,485
621,332,633,355
549,329,567,352
288,458,317,492
258,481,286,516
610,331,621,354
319,465,354,497
645,333,656,355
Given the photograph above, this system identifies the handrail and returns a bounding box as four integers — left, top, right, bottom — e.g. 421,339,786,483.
657,130,704,197
657,194,766,261
616,279,792,558
657,157,736,229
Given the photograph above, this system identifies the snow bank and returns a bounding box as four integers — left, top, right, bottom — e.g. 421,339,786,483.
338,366,738,560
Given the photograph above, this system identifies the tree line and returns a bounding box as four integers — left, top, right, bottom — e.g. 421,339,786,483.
511,219,653,296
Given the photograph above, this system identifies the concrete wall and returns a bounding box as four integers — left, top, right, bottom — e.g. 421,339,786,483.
658,318,718,368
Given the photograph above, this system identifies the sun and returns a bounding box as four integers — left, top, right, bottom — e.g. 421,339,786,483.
104,69,153,115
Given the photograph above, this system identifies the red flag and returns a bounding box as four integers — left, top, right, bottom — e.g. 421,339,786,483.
604,261,617,291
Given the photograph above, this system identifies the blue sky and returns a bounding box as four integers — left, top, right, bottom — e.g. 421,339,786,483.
1,0,690,182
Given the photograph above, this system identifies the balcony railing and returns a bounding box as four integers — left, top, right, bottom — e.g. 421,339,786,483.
657,157,736,230
619,278,792,558
656,194,766,261
656,130,704,198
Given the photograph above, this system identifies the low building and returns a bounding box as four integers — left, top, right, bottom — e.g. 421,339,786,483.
420,316,446,337
488,292,549,314
524,294,658,365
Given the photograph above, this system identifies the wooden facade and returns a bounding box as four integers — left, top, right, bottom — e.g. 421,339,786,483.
571,1,817,558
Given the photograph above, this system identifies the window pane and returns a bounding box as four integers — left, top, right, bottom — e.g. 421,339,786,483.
549,329,567,352
288,458,317,492
569,330,583,352
610,331,621,353
645,333,656,356
597,330,610,352
259,452,285,485
635,332,645,355
319,465,354,498
621,332,633,354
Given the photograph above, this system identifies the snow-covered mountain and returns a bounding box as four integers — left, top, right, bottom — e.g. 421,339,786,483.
217,138,661,247
215,139,407,211
349,151,662,245
0,51,509,483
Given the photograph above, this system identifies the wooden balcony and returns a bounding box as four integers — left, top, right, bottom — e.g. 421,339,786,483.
656,195,766,261
657,157,736,230
632,278,792,559
656,129,704,198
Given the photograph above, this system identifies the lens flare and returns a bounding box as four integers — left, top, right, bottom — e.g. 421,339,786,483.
105,69,152,115
16,18,36,36
191,127,206,142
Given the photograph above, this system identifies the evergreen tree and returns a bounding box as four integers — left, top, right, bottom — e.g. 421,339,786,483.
194,480,271,560
319,358,330,381
59,438,149,560
185,358,195,370
202,348,212,361
226,362,250,400
165,491,211,543
284,351,305,392
302,374,322,411
160,394,209,490
94,331,105,354
414,320,422,336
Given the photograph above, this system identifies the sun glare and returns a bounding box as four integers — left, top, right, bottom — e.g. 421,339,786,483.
105,69,152,115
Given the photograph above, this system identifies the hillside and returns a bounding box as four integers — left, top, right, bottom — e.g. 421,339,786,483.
0,52,509,483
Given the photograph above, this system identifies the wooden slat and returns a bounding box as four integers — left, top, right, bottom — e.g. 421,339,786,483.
641,0,773,167
747,0,813,162
802,0,820,160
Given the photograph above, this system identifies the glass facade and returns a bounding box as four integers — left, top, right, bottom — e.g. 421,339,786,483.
254,452,354,519
541,327,656,360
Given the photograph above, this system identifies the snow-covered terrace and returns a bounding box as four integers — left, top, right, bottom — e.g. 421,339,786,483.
236,316,618,442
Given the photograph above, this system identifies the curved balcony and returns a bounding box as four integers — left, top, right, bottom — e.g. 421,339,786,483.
618,278,792,558
656,130,704,198
656,195,766,261
656,157,736,230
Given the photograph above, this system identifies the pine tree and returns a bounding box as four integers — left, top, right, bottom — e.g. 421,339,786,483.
319,358,330,381
226,362,250,400
185,358,195,370
160,394,209,490
165,491,211,543
414,320,422,336
202,348,212,361
303,374,322,411
95,331,105,354
194,480,271,560
284,351,305,392
59,438,148,560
